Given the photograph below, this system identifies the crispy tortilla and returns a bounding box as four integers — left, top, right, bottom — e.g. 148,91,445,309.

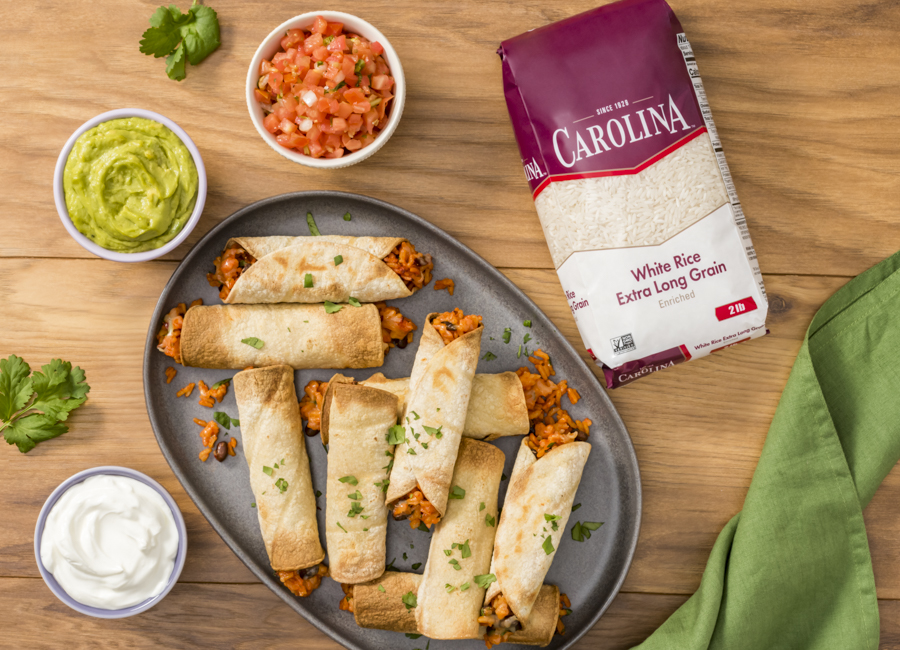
180,303,383,369
233,365,324,571
385,315,483,516
351,571,422,633
224,236,412,304
361,372,529,440
484,440,590,626
322,382,398,584
416,439,505,640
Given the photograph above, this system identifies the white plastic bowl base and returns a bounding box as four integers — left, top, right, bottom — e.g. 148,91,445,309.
246,11,406,170
53,108,207,263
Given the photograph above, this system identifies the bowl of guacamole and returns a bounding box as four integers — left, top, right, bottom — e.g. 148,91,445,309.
54,109,207,262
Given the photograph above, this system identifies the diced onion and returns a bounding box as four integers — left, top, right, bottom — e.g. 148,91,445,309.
298,118,314,132
302,90,318,107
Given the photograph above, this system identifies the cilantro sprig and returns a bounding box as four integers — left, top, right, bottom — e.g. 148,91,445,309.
0,355,90,453
139,1,221,81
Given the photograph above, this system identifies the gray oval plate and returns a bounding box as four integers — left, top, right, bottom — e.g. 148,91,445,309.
143,191,641,650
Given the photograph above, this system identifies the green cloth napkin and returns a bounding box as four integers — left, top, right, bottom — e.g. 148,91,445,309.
635,251,900,650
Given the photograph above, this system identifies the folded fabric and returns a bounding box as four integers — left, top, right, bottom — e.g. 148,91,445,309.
634,251,900,649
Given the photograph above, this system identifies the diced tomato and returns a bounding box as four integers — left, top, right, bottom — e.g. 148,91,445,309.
371,41,384,55
254,88,271,103
294,53,311,71
311,16,329,34
352,101,371,114
324,148,345,159
303,32,324,54
307,125,322,143
336,102,353,120
263,113,280,134
363,109,378,133
278,118,297,134
282,29,305,50
267,71,283,93
286,133,310,149
343,87,366,104
327,35,347,52
272,52,291,72
324,22,343,36
344,137,362,151
316,97,330,112
309,140,325,157
371,75,393,91
312,46,329,62
303,69,323,86
260,60,273,75
331,117,348,133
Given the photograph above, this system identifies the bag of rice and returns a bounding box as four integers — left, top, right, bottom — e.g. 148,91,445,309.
498,0,768,388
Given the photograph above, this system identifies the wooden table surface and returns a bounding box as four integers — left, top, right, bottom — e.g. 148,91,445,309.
2,0,899,647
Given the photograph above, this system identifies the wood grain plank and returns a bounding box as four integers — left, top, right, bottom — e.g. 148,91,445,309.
0,259,897,604
0,0,897,275
1,578,898,649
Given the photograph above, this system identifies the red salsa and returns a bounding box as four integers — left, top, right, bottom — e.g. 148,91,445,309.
256,16,395,159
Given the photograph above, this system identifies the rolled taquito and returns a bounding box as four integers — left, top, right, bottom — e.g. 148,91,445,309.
386,312,483,517
416,439,504,640
347,572,561,645
222,236,418,304
484,439,590,627
361,372,529,441
322,381,398,584
350,571,421,633
180,303,383,369
233,365,324,572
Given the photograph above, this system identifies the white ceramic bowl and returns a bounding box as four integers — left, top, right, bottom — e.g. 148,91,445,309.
246,11,406,169
34,466,188,619
53,108,207,263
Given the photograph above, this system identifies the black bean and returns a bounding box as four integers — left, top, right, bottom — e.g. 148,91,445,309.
576,430,589,441
442,321,457,331
213,441,228,462
395,336,409,349
298,565,319,579
304,425,318,437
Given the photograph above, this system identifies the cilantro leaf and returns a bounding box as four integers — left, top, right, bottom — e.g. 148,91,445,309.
0,355,90,453
165,42,187,81
3,414,68,453
401,591,417,610
241,337,264,349
324,301,343,314
213,411,232,430
140,1,220,81
542,534,555,555
473,574,497,589
181,3,221,65
139,10,182,57
0,355,33,421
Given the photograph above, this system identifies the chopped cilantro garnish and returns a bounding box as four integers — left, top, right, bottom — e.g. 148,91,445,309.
241,337,264,349
485,513,495,527
339,475,358,485
402,591,417,610
324,301,343,314
343,212,352,221
474,574,497,589
378,584,386,593
210,378,231,389
306,211,321,236
334,255,343,266
445,584,456,593
347,490,362,500
417,522,430,532
412,563,421,570
349,297,361,307
315,490,322,498
501,473,508,481
542,535,555,555
407,448,417,455
275,477,289,493
449,485,465,500
443,549,452,556
422,425,442,438
375,479,390,493
482,351,497,361
337,521,348,533
387,424,406,445
448,559,461,571
348,502,364,517
517,344,522,358
502,328,512,344
479,502,485,511
213,411,232,430
262,466,273,476
411,411,420,420
544,513,562,531
304,273,313,288
572,503,582,512
523,333,532,344
460,582,471,591
524,319,532,327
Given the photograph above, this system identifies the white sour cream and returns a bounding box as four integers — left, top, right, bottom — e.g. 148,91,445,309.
40,474,179,609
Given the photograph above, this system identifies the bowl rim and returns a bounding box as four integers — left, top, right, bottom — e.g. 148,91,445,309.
53,108,208,263
245,10,406,170
34,465,188,619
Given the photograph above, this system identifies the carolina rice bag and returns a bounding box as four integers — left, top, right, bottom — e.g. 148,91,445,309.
498,0,768,388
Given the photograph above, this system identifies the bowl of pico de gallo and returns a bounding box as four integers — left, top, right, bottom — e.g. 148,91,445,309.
246,11,405,169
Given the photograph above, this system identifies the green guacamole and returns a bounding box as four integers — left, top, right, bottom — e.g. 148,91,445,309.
63,117,199,253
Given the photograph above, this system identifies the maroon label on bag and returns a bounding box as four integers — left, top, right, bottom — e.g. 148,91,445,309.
498,0,704,198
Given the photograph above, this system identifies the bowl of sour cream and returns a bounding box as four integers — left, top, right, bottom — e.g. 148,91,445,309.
34,466,187,618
